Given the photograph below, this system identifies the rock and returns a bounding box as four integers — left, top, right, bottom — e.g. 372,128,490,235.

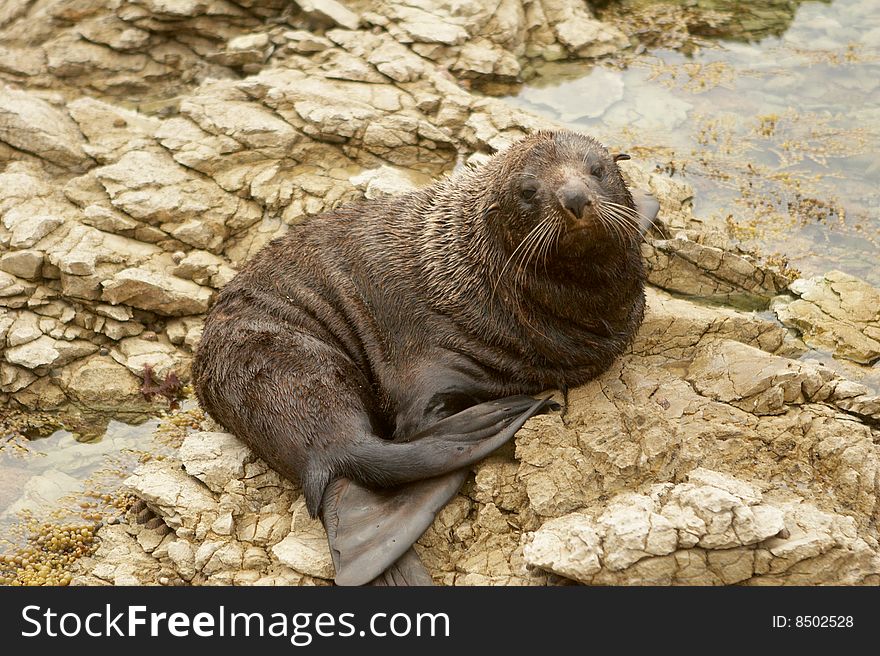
94,150,261,252
524,471,815,585
552,13,628,58
101,268,213,316
0,271,37,303
110,336,183,378
6,310,42,347
349,164,430,199
0,250,44,280
210,33,273,69
179,431,256,493
773,270,880,364
165,316,203,348
521,513,603,583
0,85,93,171
0,362,37,393
4,335,97,369
123,461,217,531
0,0,874,587
271,498,335,579
171,250,236,288
644,237,790,308
686,340,833,416
59,354,155,412
282,30,333,54
294,0,360,31
166,540,196,581
3,212,64,249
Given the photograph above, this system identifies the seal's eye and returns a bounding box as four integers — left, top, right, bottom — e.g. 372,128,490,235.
590,163,604,178
521,181,538,201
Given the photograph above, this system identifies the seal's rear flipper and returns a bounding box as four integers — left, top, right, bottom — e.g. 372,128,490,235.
323,471,467,586
370,548,434,586
346,395,554,486
632,189,662,237
324,394,554,585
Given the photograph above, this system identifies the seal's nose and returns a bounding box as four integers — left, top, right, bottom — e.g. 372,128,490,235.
558,184,592,219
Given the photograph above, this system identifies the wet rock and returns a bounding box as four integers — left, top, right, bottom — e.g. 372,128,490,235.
644,236,790,308
59,354,156,412
773,270,880,364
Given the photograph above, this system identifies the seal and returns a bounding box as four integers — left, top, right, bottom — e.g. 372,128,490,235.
192,130,659,585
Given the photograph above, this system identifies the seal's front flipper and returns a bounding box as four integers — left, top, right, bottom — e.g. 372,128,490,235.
632,189,663,237
323,471,467,586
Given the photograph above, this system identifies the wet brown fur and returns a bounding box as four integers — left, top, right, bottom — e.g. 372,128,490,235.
192,131,646,517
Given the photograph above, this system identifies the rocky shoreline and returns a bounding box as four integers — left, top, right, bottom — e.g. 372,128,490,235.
1,1,878,585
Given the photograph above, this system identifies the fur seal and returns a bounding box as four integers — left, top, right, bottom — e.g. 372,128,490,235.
192,130,659,586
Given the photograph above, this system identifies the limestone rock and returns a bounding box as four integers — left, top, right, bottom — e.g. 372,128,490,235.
0,362,37,393
523,470,832,585
0,0,874,588
6,310,42,347
123,461,217,531
521,513,603,583
349,164,430,199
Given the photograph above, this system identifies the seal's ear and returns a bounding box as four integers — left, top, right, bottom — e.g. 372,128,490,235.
631,189,661,237
613,153,631,162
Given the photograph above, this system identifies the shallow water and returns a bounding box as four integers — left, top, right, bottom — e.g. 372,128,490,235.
506,0,880,284
0,420,154,535
0,403,199,561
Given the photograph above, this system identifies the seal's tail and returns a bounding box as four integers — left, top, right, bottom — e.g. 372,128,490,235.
321,395,553,586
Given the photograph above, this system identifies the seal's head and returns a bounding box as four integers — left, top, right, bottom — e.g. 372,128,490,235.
490,131,643,259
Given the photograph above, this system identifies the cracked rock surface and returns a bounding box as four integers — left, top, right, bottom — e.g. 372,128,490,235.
1,1,878,586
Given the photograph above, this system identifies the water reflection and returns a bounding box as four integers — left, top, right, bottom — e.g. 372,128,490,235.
506,0,880,283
